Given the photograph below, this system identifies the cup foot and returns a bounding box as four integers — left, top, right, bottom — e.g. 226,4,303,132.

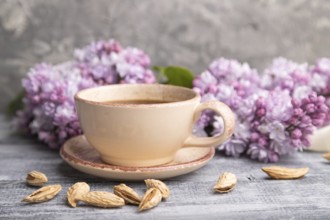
100,155,174,167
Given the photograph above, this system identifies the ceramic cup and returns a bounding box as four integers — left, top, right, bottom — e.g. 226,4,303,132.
75,84,235,167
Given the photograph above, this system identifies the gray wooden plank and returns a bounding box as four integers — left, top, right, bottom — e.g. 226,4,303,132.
0,115,329,219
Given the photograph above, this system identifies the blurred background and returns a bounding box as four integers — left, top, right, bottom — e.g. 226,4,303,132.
0,0,330,113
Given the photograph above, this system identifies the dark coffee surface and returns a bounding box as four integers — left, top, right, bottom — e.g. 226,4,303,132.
103,99,170,105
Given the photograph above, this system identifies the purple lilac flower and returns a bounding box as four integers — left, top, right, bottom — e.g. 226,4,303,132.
193,58,261,117
14,40,156,148
261,57,313,98
193,58,260,158
245,89,294,162
193,58,329,162
262,57,330,126
15,63,95,148
309,58,330,125
287,93,328,147
216,118,251,157
75,40,156,84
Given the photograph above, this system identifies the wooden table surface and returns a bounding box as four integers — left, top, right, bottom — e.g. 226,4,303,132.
0,115,329,219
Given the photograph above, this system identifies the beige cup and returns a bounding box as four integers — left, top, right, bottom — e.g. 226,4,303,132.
75,84,235,167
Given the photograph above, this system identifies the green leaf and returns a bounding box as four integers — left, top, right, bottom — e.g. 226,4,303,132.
153,66,194,88
164,66,194,88
7,90,25,117
152,66,167,83
152,66,166,75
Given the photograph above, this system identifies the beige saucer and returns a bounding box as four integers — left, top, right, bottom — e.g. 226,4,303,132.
60,135,215,181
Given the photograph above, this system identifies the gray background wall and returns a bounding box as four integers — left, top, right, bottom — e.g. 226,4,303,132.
1,0,330,113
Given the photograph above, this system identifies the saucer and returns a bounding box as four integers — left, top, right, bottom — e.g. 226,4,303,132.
60,135,215,181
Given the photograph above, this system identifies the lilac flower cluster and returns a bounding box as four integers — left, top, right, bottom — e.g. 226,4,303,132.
193,58,261,159
13,63,94,148
309,58,330,125
247,91,327,162
193,58,260,128
193,58,329,162
75,40,155,84
14,40,156,148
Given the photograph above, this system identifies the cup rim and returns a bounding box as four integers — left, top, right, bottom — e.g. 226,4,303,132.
75,84,200,108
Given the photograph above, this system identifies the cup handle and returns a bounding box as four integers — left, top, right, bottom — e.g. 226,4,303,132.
182,101,235,148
